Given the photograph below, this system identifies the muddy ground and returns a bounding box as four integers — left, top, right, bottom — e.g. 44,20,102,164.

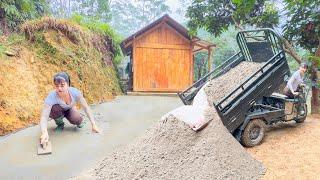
247,115,320,180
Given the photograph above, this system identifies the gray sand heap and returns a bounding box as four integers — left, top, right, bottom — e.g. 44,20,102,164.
204,61,264,106
88,61,265,179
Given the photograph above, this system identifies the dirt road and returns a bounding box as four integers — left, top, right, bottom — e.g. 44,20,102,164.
247,115,320,180
0,96,181,179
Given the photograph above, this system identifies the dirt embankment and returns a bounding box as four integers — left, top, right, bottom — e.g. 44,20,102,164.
0,18,122,135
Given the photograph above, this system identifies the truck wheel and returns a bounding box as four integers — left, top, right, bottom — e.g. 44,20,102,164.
295,104,307,123
241,119,266,147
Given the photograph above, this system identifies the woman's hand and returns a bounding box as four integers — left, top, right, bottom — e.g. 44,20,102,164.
79,95,101,133
91,123,101,133
40,132,49,148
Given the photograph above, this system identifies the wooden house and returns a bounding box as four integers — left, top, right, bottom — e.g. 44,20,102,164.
121,14,215,92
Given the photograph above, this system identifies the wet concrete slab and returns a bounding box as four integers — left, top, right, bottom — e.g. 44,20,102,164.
0,95,181,179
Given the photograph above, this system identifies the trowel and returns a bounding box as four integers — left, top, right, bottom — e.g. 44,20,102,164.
192,121,210,132
37,141,52,155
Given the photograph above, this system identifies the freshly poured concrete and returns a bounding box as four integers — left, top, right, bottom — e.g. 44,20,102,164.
0,96,181,179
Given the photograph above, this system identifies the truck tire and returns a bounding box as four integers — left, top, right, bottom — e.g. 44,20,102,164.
241,119,266,147
295,104,307,123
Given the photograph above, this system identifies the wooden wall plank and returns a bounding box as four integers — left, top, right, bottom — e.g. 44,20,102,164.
136,24,188,46
136,43,190,50
190,45,194,84
133,45,137,91
133,23,193,92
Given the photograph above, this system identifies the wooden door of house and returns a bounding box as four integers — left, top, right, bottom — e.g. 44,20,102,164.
134,47,191,92
133,24,193,92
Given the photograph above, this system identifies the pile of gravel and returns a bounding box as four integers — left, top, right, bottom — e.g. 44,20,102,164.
82,61,266,180
92,110,264,179
204,61,264,106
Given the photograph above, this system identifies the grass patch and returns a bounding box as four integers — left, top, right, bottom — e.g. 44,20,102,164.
6,34,25,46
70,14,123,65
0,44,6,56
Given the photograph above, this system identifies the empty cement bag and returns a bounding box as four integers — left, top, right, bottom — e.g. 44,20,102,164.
193,87,209,107
161,105,210,130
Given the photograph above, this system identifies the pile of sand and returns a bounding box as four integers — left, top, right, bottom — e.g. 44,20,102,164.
204,61,264,106
80,61,265,179
91,111,264,179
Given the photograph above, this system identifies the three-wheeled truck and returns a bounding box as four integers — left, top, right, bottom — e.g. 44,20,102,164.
178,29,308,147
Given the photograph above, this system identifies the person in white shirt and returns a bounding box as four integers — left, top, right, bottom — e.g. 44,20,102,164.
283,63,307,98
39,72,100,148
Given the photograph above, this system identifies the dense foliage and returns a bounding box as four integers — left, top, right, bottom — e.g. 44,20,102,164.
0,0,47,33
186,0,279,36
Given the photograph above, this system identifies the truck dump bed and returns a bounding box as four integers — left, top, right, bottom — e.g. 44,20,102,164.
178,29,290,133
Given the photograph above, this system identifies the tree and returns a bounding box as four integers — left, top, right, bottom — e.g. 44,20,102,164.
194,51,208,80
176,0,192,20
284,0,320,113
210,26,239,66
186,0,305,61
0,0,47,34
110,0,171,36
186,0,279,36
186,0,320,114
193,26,239,77
49,0,112,22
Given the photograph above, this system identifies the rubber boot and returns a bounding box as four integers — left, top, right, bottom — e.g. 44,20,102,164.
76,121,85,128
54,116,65,132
